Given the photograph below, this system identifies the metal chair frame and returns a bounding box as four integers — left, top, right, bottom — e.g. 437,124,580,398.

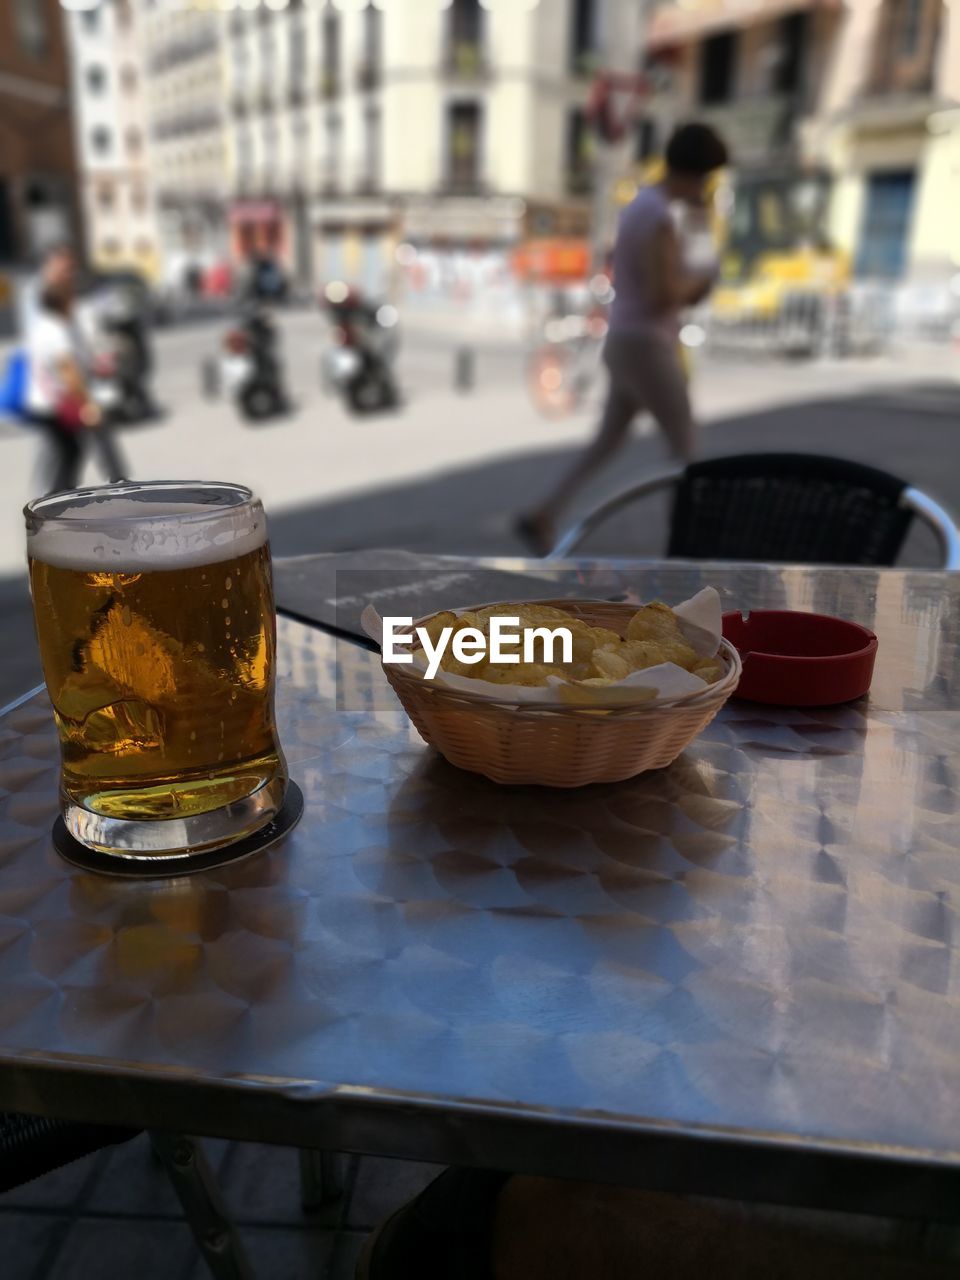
547,462,960,570
1,1114,345,1280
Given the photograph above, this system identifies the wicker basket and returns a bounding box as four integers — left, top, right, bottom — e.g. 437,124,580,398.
382,599,742,787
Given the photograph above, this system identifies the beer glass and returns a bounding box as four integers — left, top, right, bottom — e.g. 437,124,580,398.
25,481,288,859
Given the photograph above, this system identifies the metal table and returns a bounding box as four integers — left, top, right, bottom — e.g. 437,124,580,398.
2,559,960,1221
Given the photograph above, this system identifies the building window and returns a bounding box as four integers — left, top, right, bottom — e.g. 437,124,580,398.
362,105,381,191
289,17,306,85
447,102,481,191
871,0,940,92
323,110,341,189
91,127,112,156
635,118,657,164
774,12,807,95
86,65,107,95
448,0,484,74
323,12,341,95
126,127,142,156
566,108,594,195
131,187,147,212
570,0,598,76
135,237,153,257
81,9,99,34
97,184,115,211
100,238,121,257
364,6,382,68
16,0,48,57
121,65,138,93
699,31,737,105
894,0,924,57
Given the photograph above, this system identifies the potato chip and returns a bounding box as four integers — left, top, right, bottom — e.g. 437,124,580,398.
410,598,719,695
626,602,683,644
474,660,551,687
591,649,631,681
691,657,724,684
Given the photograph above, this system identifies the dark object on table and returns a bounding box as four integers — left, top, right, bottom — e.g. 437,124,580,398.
723,609,877,706
272,549,572,646
548,454,960,568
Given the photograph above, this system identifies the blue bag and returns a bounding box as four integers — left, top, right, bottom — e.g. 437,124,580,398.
0,349,30,422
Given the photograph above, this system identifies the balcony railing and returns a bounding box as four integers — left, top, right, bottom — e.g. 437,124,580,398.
440,173,485,196
698,95,793,164
151,108,222,142
149,24,219,75
319,71,341,100
569,49,600,80
356,61,381,91
442,42,489,80
566,170,594,197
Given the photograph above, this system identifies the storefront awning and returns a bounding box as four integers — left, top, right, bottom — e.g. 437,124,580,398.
511,238,591,283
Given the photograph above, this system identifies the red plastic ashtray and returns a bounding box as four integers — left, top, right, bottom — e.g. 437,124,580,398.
722,610,878,706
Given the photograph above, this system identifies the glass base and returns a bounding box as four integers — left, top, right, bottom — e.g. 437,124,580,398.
53,781,303,878
61,773,289,859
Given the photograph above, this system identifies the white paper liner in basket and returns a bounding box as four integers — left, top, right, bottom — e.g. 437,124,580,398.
362,587,728,708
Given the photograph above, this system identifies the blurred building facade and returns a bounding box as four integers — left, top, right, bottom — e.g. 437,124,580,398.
139,4,229,291
0,0,79,292
223,0,643,301
644,0,960,284
67,0,160,282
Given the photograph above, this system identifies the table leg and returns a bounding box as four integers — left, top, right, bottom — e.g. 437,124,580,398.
149,1131,254,1280
299,1148,345,1211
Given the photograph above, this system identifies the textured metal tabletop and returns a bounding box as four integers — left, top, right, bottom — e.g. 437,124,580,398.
3,561,960,1210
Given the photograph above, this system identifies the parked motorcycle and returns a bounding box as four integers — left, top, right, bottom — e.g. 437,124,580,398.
321,289,400,414
91,275,161,424
204,307,291,422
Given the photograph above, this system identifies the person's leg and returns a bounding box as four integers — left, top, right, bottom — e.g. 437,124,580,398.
518,339,638,554
90,425,129,483
640,341,697,463
39,422,83,495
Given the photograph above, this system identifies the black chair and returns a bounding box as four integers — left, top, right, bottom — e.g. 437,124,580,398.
0,1112,252,1279
548,453,960,568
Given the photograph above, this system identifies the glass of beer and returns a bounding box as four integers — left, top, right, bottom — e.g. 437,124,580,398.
25,481,288,860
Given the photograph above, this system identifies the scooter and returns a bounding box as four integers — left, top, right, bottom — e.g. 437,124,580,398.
204,307,291,422
95,283,161,424
321,290,400,414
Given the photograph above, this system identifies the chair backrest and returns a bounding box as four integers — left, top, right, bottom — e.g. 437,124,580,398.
667,454,914,566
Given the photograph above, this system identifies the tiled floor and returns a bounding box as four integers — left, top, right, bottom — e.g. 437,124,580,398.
1,1135,443,1280
7,1138,960,1279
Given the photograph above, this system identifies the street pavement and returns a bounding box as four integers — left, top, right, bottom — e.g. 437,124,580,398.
1,308,958,704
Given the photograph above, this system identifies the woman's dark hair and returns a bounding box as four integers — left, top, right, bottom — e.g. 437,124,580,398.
665,123,729,176
40,287,70,316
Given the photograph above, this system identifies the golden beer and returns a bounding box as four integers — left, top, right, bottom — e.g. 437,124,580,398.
25,482,287,858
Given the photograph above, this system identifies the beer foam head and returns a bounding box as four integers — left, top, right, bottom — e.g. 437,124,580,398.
26,482,268,571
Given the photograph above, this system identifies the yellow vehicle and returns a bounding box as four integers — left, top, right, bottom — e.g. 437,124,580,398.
710,169,849,354
625,164,849,355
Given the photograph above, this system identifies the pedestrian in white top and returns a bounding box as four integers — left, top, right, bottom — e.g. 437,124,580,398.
518,123,729,555
25,244,127,494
